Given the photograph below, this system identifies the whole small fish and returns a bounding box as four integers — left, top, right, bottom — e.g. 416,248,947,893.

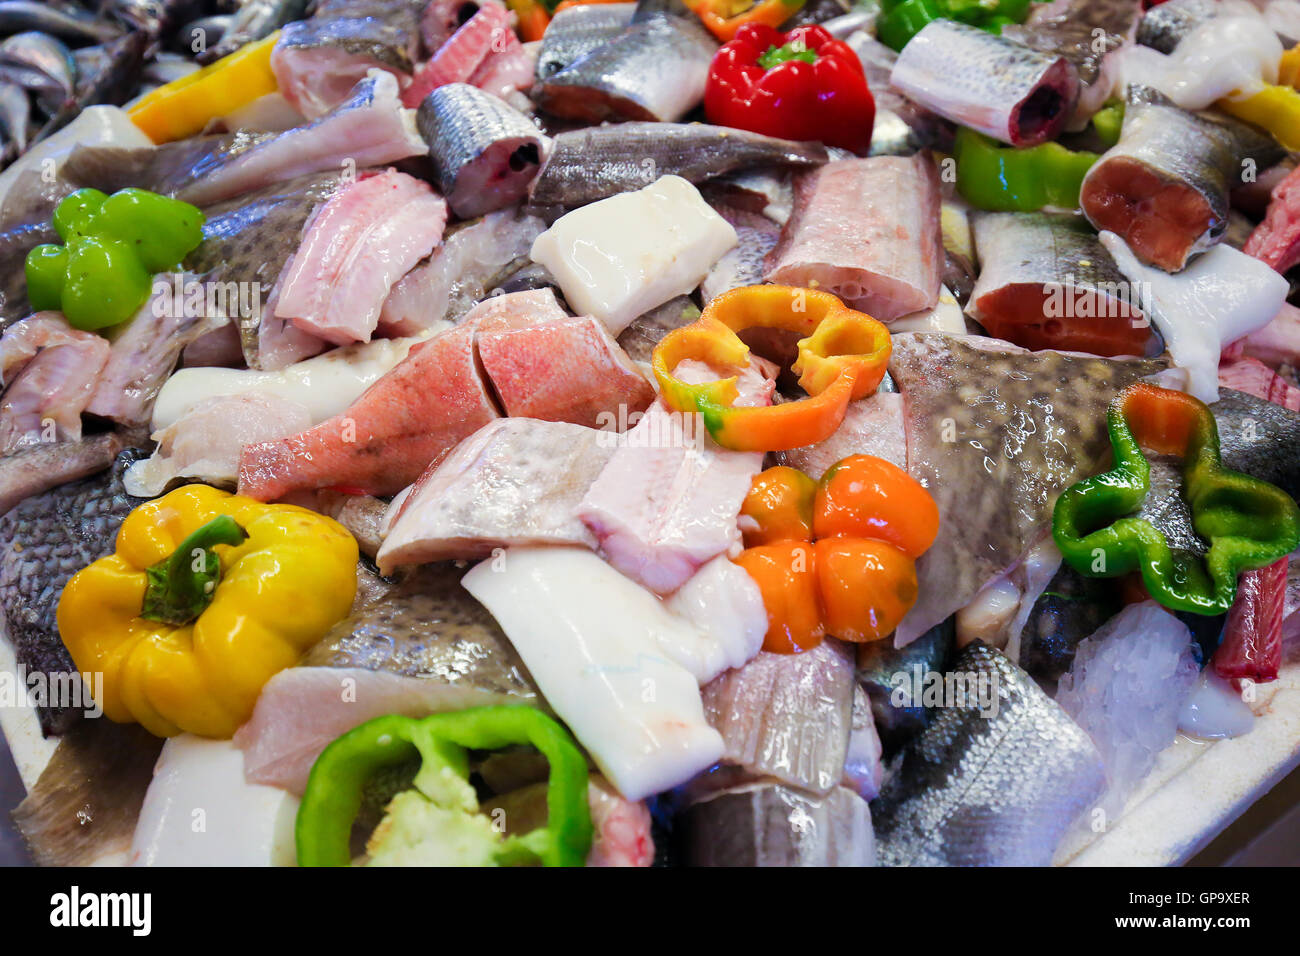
533,12,717,123
968,211,1159,357
0,1,122,44
0,32,77,116
1136,0,1220,54
889,19,1078,148
197,0,310,64
684,783,875,866
418,82,548,219
34,31,148,145
0,81,28,154
104,0,206,38
872,642,1105,866
535,1,636,81
1081,85,1284,272
0,432,123,519
530,122,827,207
0,449,144,736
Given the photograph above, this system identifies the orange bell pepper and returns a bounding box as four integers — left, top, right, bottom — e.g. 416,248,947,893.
813,454,940,559
814,538,917,643
732,541,824,654
739,465,816,546
651,285,891,452
507,0,550,42
686,0,808,42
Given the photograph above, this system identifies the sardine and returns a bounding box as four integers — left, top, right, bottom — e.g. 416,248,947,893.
235,563,540,794
536,1,636,80
889,19,1078,148
701,638,856,795
35,31,148,146
1003,0,1141,129
967,211,1157,357
684,783,876,867
0,32,76,116
533,13,717,123
198,0,311,64
104,0,205,38
887,333,1166,646
0,1,122,44
1081,85,1285,272
1137,0,1220,54
13,719,163,866
418,82,548,219
872,642,1105,866
530,122,827,207
856,617,954,755
0,449,144,735
0,81,27,154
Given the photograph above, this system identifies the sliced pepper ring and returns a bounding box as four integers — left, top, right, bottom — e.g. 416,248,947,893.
652,285,890,452
295,707,592,868
1052,383,1300,615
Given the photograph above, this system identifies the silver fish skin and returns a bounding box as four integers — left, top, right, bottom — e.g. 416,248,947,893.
889,19,1078,147
887,333,1167,646
0,32,77,115
968,211,1158,357
418,82,548,219
1002,0,1141,129
0,1,122,44
701,638,856,795
35,31,148,145
104,0,206,38
616,295,698,364
536,2,636,81
873,642,1105,866
274,15,415,75
1080,85,1282,272
0,81,28,154
0,432,123,518
530,122,827,207
700,204,780,303
1212,388,1300,504
0,449,144,736
197,0,310,64
1137,0,1219,54
533,13,717,123
843,31,954,157
685,783,876,866
857,617,954,754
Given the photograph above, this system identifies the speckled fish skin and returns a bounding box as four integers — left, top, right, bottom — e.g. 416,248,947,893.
184,171,343,369
274,15,415,75
0,449,144,736
857,618,954,755
1136,0,1219,54
887,333,1166,646
615,295,698,364
532,12,717,123
888,19,1079,147
530,123,827,207
1212,387,1300,503
536,1,636,80
198,0,311,65
968,211,1157,357
685,783,876,866
1080,85,1284,272
418,82,548,219
1002,0,1141,127
873,641,1105,866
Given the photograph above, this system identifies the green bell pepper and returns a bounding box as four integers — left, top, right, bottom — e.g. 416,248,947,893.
1053,383,1300,616
953,127,1100,212
876,0,1031,51
296,707,593,868
25,187,205,331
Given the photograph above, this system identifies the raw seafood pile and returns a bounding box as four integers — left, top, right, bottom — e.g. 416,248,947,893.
3,0,1300,870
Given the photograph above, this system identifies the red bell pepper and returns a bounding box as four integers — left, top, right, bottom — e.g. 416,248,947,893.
704,23,876,155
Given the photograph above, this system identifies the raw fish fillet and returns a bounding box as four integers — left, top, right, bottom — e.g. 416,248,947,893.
237,321,499,500
764,156,942,321
873,642,1104,866
888,333,1166,646
401,1,509,107
777,391,907,479
276,169,448,345
1244,163,1300,275
0,314,109,452
578,358,777,595
376,417,615,570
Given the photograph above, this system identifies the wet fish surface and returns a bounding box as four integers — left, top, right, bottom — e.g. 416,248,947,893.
535,2,636,80
872,642,1105,866
1136,0,1219,53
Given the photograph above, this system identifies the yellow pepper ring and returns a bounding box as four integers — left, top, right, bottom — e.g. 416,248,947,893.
651,284,891,452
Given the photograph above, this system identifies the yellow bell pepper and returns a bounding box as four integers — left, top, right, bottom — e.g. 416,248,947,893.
128,31,281,144
57,485,358,738
1280,43,1300,90
1218,84,1300,151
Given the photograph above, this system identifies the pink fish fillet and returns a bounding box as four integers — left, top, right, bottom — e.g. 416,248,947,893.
1244,164,1300,275
376,417,615,571
764,155,942,321
1223,302,1300,371
467,29,536,98
777,391,907,480
584,778,655,867
472,289,655,428
275,170,448,345
578,357,777,595
0,314,110,453
401,2,509,108
1218,357,1300,412
237,321,500,500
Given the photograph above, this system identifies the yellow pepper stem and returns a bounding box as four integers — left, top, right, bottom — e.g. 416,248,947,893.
141,515,248,626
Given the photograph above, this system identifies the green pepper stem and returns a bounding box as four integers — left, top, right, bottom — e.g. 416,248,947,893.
758,42,819,70
140,515,248,626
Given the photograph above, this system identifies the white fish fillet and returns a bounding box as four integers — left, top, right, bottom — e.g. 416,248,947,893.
462,546,725,801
